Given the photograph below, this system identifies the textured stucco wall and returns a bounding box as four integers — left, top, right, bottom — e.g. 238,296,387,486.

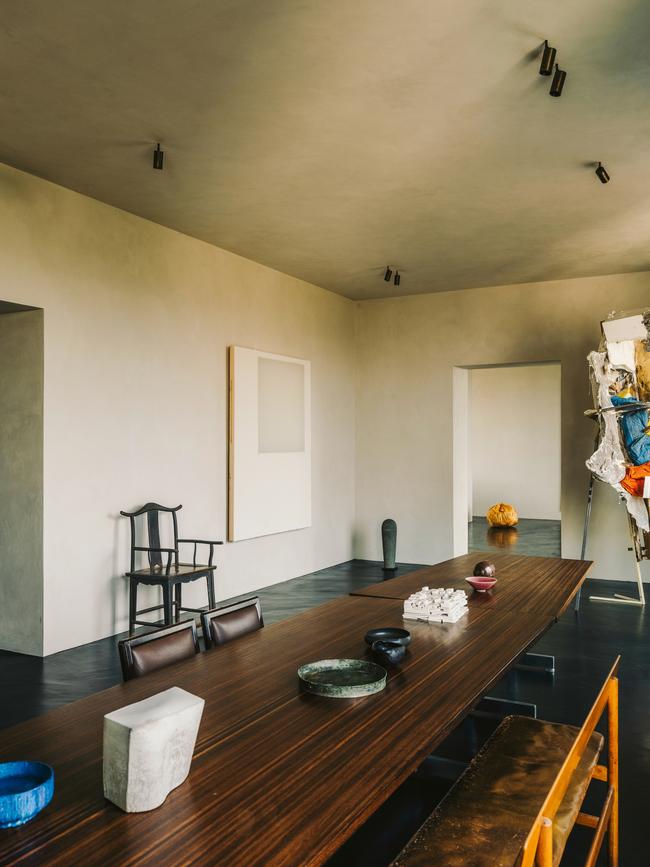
0,162,356,655
4,154,650,655
354,273,650,582
0,309,43,655
470,364,561,520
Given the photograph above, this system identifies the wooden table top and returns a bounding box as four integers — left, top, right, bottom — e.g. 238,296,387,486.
351,552,591,617
0,555,591,866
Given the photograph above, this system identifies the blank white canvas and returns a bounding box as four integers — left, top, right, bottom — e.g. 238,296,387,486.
258,357,305,453
229,347,311,541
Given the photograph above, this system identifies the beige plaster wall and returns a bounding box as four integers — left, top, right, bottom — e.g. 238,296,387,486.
354,273,650,582
4,155,649,655
0,162,355,655
470,364,561,521
0,309,43,655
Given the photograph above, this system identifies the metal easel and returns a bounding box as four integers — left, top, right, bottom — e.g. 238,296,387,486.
574,407,647,610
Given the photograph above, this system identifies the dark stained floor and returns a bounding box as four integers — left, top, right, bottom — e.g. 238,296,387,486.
1,525,647,865
0,522,559,729
0,559,426,730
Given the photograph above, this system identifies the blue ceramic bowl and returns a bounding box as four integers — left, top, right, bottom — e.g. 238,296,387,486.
0,762,54,828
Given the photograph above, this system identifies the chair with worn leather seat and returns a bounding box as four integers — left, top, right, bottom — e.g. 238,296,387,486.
118,619,200,681
121,502,223,634
393,656,619,867
201,597,264,647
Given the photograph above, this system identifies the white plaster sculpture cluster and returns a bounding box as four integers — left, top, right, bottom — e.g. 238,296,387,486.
403,587,469,624
103,687,204,813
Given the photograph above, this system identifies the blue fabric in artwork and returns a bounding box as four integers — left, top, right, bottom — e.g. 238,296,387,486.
611,396,650,465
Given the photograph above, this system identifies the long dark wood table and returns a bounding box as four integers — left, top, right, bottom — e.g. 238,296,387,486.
0,555,591,866
352,552,590,617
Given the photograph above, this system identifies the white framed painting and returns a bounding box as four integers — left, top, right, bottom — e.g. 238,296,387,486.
228,346,311,541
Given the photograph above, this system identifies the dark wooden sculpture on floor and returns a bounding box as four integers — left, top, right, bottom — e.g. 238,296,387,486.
382,518,397,571
121,503,223,634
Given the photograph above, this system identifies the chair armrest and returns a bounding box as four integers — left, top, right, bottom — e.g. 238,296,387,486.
177,539,223,568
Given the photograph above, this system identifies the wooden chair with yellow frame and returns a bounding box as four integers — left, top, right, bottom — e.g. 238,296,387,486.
393,656,619,867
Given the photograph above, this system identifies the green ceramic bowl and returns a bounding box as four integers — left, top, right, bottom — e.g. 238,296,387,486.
298,659,387,698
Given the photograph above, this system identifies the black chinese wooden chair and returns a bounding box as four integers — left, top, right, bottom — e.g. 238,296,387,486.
120,502,223,634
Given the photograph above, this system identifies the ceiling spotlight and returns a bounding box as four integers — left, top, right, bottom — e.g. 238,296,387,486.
394,271,401,287
153,142,164,170
384,266,392,282
539,40,557,76
550,64,567,97
595,162,610,184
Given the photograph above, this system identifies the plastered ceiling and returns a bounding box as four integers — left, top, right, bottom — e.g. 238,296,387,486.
1,0,649,299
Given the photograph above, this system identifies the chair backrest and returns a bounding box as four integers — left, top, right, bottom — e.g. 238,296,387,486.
520,655,620,867
201,597,263,648
118,619,200,681
120,503,182,572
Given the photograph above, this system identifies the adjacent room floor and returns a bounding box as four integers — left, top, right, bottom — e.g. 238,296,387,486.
469,516,561,557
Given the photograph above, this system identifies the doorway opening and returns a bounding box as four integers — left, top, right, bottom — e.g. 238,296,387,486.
0,299,44,656
453,362,561,558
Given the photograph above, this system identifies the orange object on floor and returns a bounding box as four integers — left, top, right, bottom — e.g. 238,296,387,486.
620,461,650,496
486,502,518,527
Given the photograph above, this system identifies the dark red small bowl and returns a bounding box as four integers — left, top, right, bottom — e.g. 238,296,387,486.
465,576,497,593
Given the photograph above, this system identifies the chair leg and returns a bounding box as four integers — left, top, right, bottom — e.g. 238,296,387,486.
162,584,173,626
174,583,182,623
207,573,216,609
608,677,619,866
129,579,138,635
536,817,553,867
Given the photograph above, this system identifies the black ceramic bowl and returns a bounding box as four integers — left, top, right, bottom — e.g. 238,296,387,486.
371,640,407,666
364,627,411,647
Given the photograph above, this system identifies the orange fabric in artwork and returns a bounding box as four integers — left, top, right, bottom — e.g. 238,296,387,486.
620,461,650,496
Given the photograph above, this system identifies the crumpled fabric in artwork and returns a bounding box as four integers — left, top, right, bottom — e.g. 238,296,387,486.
620,461,650,497
585,351,650,532
620,488,650,532
585,352,626,486
610,396,650,465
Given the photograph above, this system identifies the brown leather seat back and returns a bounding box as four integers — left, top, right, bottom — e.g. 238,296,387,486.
203,597,263,647
119,620,199,681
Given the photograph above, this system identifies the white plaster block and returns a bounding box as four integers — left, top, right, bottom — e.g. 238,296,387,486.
403,587,468,624
103,687,205,812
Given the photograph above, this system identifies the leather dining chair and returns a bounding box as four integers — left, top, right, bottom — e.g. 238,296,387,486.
201,597,264,648
118,619,200,681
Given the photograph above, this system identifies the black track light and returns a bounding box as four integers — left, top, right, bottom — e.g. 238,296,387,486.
394,271,401,287
539,40,557,76
153,142,164,170
384,266,392,282
550,64,567,97
595,162,610,184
